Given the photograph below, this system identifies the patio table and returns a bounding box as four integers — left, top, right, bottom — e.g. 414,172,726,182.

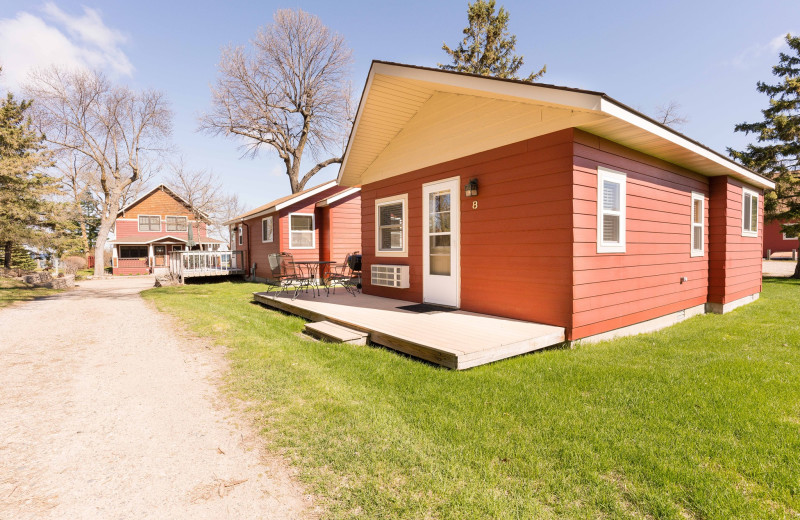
290,260,335,297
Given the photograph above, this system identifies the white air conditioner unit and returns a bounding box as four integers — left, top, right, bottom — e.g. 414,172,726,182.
370,264,410,288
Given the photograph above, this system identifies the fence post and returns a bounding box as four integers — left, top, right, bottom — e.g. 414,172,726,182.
766,249,771,260
793,249,797,261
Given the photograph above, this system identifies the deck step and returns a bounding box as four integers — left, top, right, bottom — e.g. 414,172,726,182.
305,321,368,345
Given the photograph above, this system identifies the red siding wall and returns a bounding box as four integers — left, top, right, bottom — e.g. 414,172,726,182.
570,130,711,339
361,130,575,328
708,176,763,304
328,192,362,264
114,219,208,241
763,220,798,257
236,213,281,280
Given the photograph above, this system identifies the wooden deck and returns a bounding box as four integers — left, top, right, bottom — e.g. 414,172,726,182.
253,291,566,370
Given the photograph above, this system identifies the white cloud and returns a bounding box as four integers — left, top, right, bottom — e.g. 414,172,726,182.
0,3,132,92
732,32,793,69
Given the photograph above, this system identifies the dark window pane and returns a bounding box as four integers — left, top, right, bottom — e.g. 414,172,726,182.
290,215,313,231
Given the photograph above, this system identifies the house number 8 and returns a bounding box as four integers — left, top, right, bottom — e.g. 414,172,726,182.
472,201,478,209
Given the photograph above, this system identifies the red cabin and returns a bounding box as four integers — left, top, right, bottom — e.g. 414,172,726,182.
109,185,225,276
763,220,798,259
226,181,361,280
337,62,775,343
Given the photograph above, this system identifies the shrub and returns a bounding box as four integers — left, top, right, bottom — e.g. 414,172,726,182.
61,255,87,275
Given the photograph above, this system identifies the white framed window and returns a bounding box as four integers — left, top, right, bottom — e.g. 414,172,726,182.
691,192,704,257
288,213,314,249
165,215,188,232
262,216,274,243
596,167,627,253
238,225,243,245
742,188,759,237
375,194,408,257
138,215,160,232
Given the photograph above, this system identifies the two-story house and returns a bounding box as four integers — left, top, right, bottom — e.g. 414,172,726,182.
109,184,225,275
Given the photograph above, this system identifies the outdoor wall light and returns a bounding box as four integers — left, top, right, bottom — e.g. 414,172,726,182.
464,178,478,197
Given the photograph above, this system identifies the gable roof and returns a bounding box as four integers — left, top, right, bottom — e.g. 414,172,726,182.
117,184,210,220
223,180,338,225
315,187,361,207
338,61,774,191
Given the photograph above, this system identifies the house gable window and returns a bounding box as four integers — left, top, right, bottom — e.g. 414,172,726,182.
289,213,314,249
691,192,705,257
166,215,188,232
138,215,160,232
375,194,408,257
262,216,274,243
596,167,627,254
742,188,759,237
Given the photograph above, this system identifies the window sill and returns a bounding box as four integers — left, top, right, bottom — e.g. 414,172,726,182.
376,250,408,257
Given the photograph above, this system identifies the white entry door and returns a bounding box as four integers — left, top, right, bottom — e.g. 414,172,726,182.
422,178,460,307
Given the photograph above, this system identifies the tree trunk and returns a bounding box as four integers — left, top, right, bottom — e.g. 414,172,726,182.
93,192,122,277
3,241,12,269
793,256,800,279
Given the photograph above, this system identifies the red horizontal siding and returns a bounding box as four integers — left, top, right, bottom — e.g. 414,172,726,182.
707,176,763,304
360,129,574,328
569,129,710,340
763,220,798,256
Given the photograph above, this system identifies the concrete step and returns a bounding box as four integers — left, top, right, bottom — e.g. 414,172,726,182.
305,321,368,345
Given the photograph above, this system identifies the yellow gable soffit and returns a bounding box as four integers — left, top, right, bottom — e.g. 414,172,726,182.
338,63,774,191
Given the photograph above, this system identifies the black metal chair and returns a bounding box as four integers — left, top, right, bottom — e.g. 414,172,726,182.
325,252,360,296
266,252,309,300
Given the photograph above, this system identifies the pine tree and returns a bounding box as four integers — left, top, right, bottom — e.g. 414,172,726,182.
439,0,545,81
729,34,800,278
9,244,36,271
0,91,58,268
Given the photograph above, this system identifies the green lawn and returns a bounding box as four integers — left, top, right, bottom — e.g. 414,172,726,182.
0,277,63,308
143,279,800,519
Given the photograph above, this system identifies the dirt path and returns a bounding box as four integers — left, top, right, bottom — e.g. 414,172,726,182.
0,276,314,519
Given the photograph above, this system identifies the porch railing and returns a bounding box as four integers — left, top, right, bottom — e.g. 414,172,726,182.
169,250,244,279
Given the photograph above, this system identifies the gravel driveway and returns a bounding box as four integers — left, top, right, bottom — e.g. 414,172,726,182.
0,276,313,519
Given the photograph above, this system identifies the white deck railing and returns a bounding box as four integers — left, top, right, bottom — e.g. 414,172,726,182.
169,250,244,279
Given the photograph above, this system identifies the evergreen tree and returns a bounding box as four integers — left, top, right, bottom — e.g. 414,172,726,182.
9,244,36,271
439,0,545,81
0,91,58,268
729,34,800,278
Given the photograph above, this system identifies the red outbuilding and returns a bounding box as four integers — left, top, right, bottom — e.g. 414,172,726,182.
763,220,798,259
336,62,775,343
226,181,361,281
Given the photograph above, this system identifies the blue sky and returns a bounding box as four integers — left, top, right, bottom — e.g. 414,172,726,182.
0,0,798,210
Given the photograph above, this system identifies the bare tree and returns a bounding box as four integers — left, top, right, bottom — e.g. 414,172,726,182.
52,149,94,255
200,8,353,193
654,101,689,130
26,67,172,276
165,158,245,246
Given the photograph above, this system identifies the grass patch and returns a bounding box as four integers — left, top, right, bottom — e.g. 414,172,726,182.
0,277,63,308
143,279,800,519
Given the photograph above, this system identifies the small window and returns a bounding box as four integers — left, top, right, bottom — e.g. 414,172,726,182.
782,223,799,240
596,167,626,253
289,214,314,249
691,192,704,257
172,245,184,251
138,215,160,232
238,226,243,245
375,194,408,256
262,216,274,243
166,216,188,232
742,189,759,237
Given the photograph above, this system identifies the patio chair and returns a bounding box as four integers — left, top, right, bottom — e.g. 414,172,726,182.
324,252,360,297
266,252,309,300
